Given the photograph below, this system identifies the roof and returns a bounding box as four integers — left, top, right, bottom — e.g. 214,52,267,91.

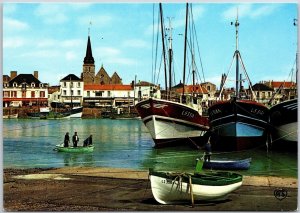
84,84,133,91
83,36,94,64
60,74,82,81
48,86,60,94
3,75,10,82
135,81,156,87
9,74,41,87
175,85,208,94
270,81,296,88
252,83,273,91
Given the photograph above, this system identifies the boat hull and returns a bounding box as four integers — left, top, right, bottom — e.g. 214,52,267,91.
270,99,298,143
55,145,94,153
208,99,269,151
203,158,251,170
135,98,209,147
149,170,242,204
27,107,83,119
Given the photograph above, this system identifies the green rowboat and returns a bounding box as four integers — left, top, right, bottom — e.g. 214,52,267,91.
55,145,94,153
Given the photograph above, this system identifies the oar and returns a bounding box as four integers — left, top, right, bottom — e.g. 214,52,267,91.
189,175,194,207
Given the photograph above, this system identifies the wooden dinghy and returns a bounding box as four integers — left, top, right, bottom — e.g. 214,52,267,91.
202,158,252,170
55,145,94,153
149,169,243,204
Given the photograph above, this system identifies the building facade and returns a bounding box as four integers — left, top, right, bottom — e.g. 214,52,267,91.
59,74,84,107
3,71,48,107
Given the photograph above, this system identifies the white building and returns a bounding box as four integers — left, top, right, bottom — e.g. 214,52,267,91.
60,74,84,107
134,81,161,103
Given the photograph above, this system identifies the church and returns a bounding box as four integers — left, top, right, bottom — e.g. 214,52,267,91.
81,35,122,85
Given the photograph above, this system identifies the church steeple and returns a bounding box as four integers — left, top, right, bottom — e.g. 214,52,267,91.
82,35,95,85
84,36,94,64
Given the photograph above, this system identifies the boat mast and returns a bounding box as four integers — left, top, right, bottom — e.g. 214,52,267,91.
182,3,189,98
294,18,298,96
159,3,168,100
233,9,240,98
167,17,173,99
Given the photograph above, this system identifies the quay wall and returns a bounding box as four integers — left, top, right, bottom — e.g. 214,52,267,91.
3,107,138,119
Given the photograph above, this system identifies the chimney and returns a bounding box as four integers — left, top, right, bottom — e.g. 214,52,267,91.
34,71,39,79
10,71,17,79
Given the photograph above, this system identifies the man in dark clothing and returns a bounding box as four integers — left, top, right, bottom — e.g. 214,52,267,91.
204,137,212,162
88,135,93,145
64,132,69,147
72,132,79,147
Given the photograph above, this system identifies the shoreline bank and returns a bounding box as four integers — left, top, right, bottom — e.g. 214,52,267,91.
4,167,297,211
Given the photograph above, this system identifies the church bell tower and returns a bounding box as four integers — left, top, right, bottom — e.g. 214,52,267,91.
82,35,95,85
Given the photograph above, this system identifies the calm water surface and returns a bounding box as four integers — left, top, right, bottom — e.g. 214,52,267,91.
3,119,297,178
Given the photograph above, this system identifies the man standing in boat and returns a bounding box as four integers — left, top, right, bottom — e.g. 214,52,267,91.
72,132,79,147
204,132,212,162
64,132,70,147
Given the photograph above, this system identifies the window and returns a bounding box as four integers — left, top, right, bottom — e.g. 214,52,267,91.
40,91,45,97
77,82,80,87
70,82,73,88
71,90,74,96
95,91,103,97
11,91,17,97
13,82,17,87
3,91,9,97
108,91,111,97
207,85,211,91
63,90,66,96
87,91,90,97
31,83,35,88
63,82,66,87
77,90,81,96
31,91,35,98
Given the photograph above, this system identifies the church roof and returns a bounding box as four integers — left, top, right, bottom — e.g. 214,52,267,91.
83,36,94,64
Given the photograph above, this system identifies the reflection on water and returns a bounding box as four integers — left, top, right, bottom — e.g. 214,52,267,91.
3,119,297,178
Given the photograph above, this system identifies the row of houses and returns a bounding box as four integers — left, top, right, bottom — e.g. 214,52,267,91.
2,70,160,108
3,69,296,109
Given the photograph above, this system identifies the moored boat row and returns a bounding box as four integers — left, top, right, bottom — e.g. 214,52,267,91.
135,4,297,151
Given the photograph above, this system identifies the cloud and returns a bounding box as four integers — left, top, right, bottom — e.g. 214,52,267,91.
95,46,121,57
35,4,68,24
65,51,77,61
122,39,149,48
78,14,114,28
222,4,279,21
3,37,27,48
4,18,29,31
94,46,137,66
61,39,84,48
21,50,61,58
4,3,17,15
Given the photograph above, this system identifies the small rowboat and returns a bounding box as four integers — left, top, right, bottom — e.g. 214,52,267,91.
55,144,94,153
149,169,243,204
202,158,252,170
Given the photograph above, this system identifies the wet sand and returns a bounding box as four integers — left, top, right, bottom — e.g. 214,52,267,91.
3,167,298,211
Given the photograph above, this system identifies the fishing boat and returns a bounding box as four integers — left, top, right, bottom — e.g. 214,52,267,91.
208,12,269,151
200,157,251,170
270,98,298,142
135,3,209,148
3,113,18,119
55,144,94,153
27,106,83,119
149,169,243,204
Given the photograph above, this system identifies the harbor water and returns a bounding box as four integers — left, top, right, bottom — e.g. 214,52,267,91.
3,119,297,178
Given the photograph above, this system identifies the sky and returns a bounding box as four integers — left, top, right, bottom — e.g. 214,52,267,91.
2,2,298,90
